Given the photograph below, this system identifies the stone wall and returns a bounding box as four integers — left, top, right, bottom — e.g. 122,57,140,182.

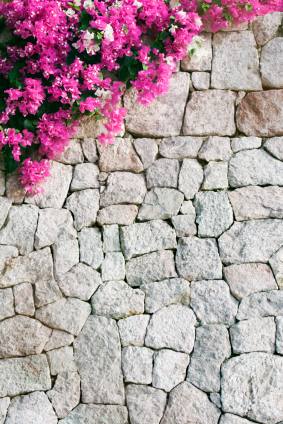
0,12,283,424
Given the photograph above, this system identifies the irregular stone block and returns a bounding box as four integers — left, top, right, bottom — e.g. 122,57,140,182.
198,136,232,161
191,71,210,90
138,188,184,221
153,349,189,392
276,316,283,354
103,224,120,252
231,136,262,152
261,38,283,88
66,189,100,230
202,161,228,190
126,384,167,424
70,163,100,190
134,138,158,169
252,12,283,46
0,288,14,321
179,159,203,200
98,137,143,173
47,371,80,419
46,346,77,376
237,290,283,320
13,282,35,316
0,197,11,230
122,346,153,384
100,172,146,206
101,253,125,282
58,263,101,300
230,317,276,353
59,404,128,424
171,213,197,237
181,34,212,71
97,204,138,226
269,247,283,289
146,158,180,189
265,136,283,160
118,315,150,347
78,227,103,269
159,136,203,159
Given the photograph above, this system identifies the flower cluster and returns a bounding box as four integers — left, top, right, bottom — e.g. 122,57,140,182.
0,0,281,193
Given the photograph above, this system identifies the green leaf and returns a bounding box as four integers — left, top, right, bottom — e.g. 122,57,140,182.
8,60,25,89
79,10,92,30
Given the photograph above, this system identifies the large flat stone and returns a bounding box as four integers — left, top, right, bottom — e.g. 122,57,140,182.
138,188,184,221
230,317,276,353
252,12,283,46
74,316,125,404
98,137,143,173
260,38,283,88
124,72,190,137
236,90,283,136
65,189,100,230
60,404,128,424
237,290,283,320
126,384,167,424
100,172,146,206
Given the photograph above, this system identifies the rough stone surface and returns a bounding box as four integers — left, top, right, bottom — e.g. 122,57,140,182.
178,159,204,200
237,290,283,320
122,346,153,384
269,247,283,289
101,252,125,281
159,136,203,159
120,220,176,259
0,288,14,321
97,204,138,226
236,90,283,136
74,316,125,404
58,263,101,300
192,71,210,90
171,213,197,237
221,353,283,423
211,31,262,90
44,330,74,352
265,136,283,160
146,158,180,189
195,191,234,237
198,136,232,161
118,315,150,347
252,12,283,46
276,316,283,354
191,280,238,325
78,227,103,269
47,371,80,418
231,136,262,152
138,188,184,221
66,189,100,230
52,233,79,278
5,392,57,424
91,280,144,319
46,346,77,375
224,263,277,299
71,163,100,191
125,72,190,137
103,224,120,252
181,34,212,71
219,219,283,264
188,325,231,392
98,137,143,173
134,138,159,169
153,349,189,392
176,237,222,281
183,90,236,136
161,382,220,424
81,138,98,162
0,397,9,424
220,414,259,424
202,161,229,190
230,317,276,353
13,282,35,316
228,149,283,187
0,197,11,230
145,305,196,353
60,404,128,424
100,172,146,206
126,384,167,424
261,38,283,88
55,139,83,165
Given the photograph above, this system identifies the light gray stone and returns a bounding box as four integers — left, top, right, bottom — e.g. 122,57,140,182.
60,405,128,424
44,329,74,352
192,72,210,90
35,208,76,249
261,38,283,88
219,219,283,264
236,90,283,136
126,384,167,424
0,247,53,288
122,346,153,384
0,246,18,273
220,414,257,424
229,149,283,188
269,247,283,289
211,32,262,90
183,90,236,136
0,205,38,255
237,290,283,320
141,278,191,313
230,317,276,354
210,393,222,409
231,136,262,152
195,191,233,237
276,316,283,354
34,279,62,308
146,158,179,189
48,371,80,419
55,139,83,164
0,397,9,424
36,298,91,335
224,263,277,300
58,263,101,300
178,159,203,199
78,227,103,269
252,12,283,46
145,305,196,353
0,171,5,196
5,392,57,424
171,214,197,237
47,346,77,375
100,172,146,206
265,136,283,160
181,34,212,71
121,220,176,259
159,136,203,159
0,354,51,397
188,324,231,392
202,161,228,190
81,138,98,162
176,237,222,281
191,280,238,325
13,282,34,316
0,197,11,230
0,316,51,358
26,161,72,208
221,353,283,423
134,138,159,169
153,349,189,392
97,204,138,226
198,136,232,161
138,188,184,221
125,72,190,137
180,200,195,215
161,382,220,424
70,163,99,191
65,189,100,230
228,186,283,221
126,250,176,287
91,280,144,319
52,233,79,278
101,253,125,281
103,224,120,252
0,288,14,321
98,137,143,173
74,316,124,404
118,315,150,347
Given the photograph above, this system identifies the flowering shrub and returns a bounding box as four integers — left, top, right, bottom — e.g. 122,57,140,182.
0,0,281,193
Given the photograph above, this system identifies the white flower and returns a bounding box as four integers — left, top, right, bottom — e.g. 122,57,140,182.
65,8,76,17
104,24,114,42
195,17,203,28
83,0,93,8
74,0,81,6
133,0,143,8
170,0,181,7
169,24,178,34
